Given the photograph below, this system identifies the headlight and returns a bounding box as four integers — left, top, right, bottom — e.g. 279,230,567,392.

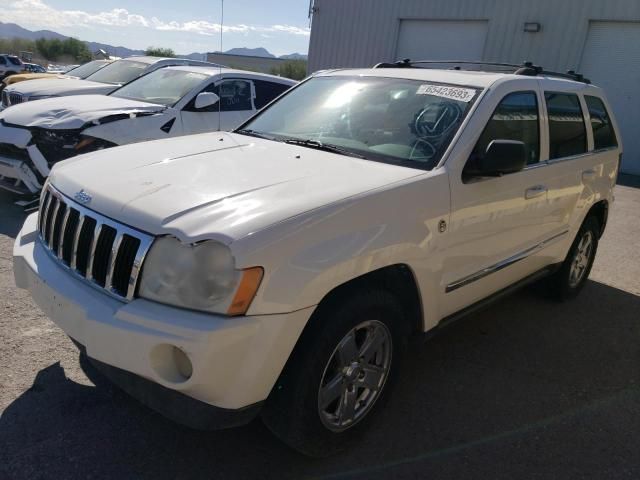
138,237,263,316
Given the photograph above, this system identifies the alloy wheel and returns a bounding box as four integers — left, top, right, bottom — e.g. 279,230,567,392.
317,320,392,432
569,230,594,288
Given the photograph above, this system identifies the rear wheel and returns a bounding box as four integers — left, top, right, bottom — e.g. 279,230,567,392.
548,216,600,300
261,289,408,456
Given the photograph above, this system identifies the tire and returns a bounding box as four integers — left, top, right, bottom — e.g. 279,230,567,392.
548,215,600,300
261,288,409,457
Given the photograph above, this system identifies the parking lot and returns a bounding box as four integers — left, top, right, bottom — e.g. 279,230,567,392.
1,178,639,479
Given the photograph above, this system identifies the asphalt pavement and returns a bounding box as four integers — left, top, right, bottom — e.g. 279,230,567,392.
1,181,639,479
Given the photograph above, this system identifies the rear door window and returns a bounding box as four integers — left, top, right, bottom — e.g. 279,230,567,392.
545,92,587,160
470,91,540,167
253,80,291,109
585,96,618,150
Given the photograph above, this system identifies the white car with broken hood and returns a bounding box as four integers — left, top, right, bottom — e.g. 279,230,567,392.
0,66,296,195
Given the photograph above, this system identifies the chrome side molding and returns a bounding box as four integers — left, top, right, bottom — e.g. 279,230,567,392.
446,230,569,293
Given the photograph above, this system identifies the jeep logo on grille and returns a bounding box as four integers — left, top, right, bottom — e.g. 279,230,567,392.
74,190,92,204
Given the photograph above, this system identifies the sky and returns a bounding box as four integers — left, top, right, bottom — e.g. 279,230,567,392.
0,0,312,56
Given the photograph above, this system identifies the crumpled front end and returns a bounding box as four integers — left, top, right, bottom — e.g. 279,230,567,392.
0,121,116,195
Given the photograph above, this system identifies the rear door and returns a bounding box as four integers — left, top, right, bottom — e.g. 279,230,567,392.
540,81,621,252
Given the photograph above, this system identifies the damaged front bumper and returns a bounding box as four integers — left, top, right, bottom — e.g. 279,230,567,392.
0,123,50,195
0,154,43,194
0,122,96,195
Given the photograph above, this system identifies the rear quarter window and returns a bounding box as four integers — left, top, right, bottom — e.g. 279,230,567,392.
585,96,618,150
545,92,587,160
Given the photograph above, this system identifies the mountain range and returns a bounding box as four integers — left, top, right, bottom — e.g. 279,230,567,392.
0,22,307,60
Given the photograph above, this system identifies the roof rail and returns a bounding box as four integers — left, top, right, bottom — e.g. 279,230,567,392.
372,59,591,84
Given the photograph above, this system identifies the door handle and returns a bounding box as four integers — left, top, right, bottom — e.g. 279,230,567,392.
525,185,548,200
582,169,597,182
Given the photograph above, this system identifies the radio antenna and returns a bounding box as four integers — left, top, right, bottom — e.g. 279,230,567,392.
217,0,224,132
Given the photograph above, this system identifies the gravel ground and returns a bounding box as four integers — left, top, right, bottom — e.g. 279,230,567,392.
1,183,639,480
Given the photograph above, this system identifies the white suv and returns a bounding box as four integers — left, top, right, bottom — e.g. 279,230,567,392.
13,62,621,456
0,54,25,80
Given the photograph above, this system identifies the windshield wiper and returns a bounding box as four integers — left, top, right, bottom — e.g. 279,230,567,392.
283,138,364,158
235,129,276,140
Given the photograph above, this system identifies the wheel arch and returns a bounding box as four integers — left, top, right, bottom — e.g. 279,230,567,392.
587,199,609,238
309,264,425,337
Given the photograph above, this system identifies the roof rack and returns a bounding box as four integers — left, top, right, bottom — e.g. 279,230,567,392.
372,59,591,84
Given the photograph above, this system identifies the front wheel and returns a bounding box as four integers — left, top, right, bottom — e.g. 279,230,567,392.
261,289,407,456
548,216,600,300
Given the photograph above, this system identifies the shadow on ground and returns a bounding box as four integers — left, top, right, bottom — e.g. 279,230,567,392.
618,173,640,189
0,190,28,238
1,280,639,479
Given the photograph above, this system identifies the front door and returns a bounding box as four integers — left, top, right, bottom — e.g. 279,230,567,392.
441,87,560,317
181,79,256,133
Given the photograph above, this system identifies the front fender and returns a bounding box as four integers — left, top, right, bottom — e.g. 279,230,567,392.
233,171,451,330
83,111,179,145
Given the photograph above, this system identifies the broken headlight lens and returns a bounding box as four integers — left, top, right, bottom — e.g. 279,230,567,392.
138,237,263,316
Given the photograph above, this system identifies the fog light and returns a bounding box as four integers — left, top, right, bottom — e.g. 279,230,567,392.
172,346,193,380
149,344,194,383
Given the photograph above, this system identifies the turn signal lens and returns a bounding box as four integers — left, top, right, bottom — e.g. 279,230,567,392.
227,267,264,316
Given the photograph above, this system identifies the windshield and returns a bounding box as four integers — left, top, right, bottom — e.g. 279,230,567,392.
85,60,148,85
111,68,208,106
240,76,478,170
65,61,109,79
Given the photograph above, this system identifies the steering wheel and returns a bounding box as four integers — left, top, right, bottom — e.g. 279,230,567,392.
409,138,437,161
413,101,463,139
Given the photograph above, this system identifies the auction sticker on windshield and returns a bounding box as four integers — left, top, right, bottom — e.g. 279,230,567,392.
416,84,476,103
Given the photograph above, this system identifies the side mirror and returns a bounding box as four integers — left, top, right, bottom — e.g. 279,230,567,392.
466,140,527,177
194,92,220,110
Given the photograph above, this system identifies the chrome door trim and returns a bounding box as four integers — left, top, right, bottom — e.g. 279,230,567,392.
445,230,569,293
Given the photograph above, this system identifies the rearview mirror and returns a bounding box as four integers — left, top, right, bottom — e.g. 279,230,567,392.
194,92,220,110
466,140,527,178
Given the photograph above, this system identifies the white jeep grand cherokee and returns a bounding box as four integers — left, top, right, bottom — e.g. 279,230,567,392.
13,62,621,456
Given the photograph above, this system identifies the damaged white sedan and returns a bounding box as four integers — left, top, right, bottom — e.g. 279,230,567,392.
0,66,296,196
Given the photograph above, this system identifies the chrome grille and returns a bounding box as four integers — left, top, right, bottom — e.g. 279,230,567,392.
37,185,154,301
1,91,24,107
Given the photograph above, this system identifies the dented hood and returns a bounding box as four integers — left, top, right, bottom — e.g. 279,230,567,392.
0,95,166,130
50,132,423,243
5,78,117,98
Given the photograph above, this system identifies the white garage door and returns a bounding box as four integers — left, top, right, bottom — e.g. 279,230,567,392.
396,20,488,63
580,22,640,175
